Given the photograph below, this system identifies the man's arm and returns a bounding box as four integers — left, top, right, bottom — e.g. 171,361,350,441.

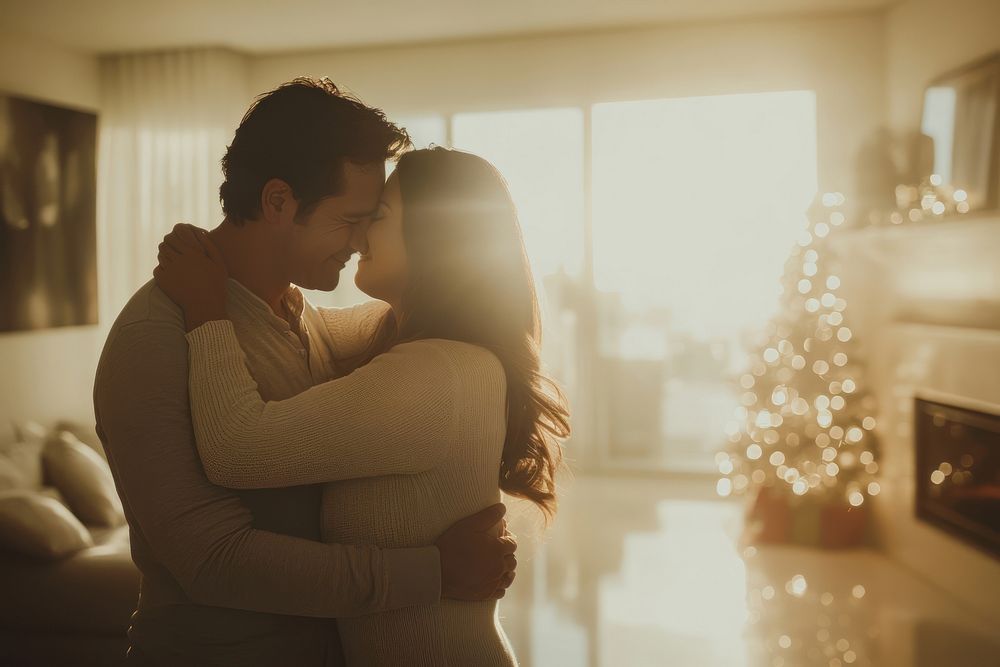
96,319,438,618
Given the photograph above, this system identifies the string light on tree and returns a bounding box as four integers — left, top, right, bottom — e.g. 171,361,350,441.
719,192,880,509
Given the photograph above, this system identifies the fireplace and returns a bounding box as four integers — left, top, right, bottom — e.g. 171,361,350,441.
915,398,1000,559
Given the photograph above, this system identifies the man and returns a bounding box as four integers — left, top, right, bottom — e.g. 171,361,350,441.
94,77,516,666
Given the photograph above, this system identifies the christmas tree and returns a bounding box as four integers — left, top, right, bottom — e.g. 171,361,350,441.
717,192,880,514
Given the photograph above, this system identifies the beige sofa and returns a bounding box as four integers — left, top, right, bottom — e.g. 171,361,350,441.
0,422,139,666
0,524,138,666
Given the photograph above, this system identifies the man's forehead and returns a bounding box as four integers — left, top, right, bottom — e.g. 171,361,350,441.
341,160,386,187
324,162,385,216
319,194,381,218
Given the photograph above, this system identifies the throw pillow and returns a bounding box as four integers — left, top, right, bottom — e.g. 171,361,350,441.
0,423,45,490
43,431,125,527
0,457,29,492
54,420,108,461
0,490,94,560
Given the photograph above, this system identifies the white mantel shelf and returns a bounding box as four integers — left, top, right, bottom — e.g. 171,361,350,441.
827,212,1000,330
828,212,1000,265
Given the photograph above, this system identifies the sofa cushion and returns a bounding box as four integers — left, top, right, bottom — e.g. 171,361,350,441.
43,431,125,528
54,419,108,461
12,420,48,445
0,456,30,492
0,422,46,489
0,490,94,560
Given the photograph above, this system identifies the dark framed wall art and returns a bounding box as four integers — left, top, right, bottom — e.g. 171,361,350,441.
0,93,98,333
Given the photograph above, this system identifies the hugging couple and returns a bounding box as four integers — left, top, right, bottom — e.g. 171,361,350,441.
93,77,570,666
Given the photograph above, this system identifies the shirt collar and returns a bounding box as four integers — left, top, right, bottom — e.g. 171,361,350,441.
226,278,305,331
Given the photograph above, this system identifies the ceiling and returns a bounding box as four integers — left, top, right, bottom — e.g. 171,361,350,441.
5,0,896,55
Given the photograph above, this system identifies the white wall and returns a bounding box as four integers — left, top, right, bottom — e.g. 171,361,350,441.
0,32,102,430
846,0,1000,620
252,11,887,197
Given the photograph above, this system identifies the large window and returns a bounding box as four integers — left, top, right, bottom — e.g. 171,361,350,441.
591,91,817,470
452,108,586,402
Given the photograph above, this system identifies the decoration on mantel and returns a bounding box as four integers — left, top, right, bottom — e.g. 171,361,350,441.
852,128,974,228
717,193,880,549
864,174,973,227
858,52,1000,227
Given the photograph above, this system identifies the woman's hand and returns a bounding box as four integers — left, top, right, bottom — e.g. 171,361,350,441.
153,223,229,332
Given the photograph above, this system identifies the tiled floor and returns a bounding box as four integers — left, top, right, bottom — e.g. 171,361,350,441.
498,475,1000,667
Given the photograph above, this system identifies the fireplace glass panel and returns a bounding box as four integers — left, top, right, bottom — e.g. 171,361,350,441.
915,398,1000,559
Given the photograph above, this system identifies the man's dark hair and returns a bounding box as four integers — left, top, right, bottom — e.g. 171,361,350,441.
220,77,410,224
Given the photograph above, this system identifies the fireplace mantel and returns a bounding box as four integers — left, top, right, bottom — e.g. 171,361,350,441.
829,212,1000,270
829,213,1000,330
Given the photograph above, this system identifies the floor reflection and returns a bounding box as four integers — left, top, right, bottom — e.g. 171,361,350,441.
499,475,999,667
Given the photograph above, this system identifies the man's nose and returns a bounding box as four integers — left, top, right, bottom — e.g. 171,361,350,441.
349,221,370,254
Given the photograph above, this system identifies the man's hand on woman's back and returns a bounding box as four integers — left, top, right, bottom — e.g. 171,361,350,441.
436,503,517,601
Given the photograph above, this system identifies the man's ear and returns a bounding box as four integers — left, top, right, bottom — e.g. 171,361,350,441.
260,178,298,225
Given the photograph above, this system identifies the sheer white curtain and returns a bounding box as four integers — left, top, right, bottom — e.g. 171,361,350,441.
97,49,250,321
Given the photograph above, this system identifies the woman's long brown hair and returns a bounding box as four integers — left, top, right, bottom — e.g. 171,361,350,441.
354,147,569,519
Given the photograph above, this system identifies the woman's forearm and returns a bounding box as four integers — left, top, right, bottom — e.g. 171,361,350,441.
186,321,459,488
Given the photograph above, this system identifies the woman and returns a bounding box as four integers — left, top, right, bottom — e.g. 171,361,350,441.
154,147,570,666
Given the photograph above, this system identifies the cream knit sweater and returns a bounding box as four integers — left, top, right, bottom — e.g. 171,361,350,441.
185,301,517,666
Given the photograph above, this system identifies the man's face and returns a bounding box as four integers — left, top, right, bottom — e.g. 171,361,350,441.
284,161,385,291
